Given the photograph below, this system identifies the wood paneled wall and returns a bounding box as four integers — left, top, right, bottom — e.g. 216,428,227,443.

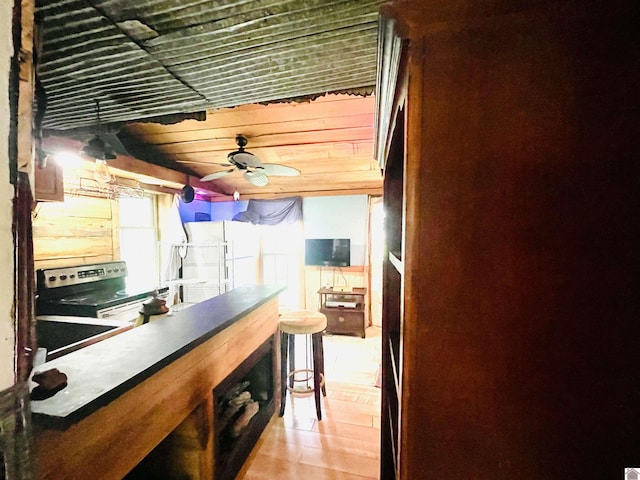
32,167,120,270
33,195,119,270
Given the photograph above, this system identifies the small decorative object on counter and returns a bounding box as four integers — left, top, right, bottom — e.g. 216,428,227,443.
31,368,68,400
135,290,170,327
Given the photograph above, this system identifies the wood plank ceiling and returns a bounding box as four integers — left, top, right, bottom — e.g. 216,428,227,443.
119,94,380,199
36,0,386,199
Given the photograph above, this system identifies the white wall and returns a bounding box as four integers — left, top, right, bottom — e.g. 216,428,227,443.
303,195,368,266
0,0,16,390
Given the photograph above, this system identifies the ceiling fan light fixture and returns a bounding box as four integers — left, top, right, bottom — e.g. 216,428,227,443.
244,170,268,186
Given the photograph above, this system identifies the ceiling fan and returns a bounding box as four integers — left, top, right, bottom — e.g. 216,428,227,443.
200,135,300,186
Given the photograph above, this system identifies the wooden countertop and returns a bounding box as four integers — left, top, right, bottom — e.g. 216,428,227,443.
30,284,284,429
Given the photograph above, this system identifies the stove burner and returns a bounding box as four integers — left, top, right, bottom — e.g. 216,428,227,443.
55,289,132,306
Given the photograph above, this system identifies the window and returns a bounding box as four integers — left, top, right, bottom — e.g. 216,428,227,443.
260,222,304,310
119,196,160,291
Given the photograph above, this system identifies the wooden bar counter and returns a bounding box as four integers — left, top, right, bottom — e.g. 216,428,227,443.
31,284,284,480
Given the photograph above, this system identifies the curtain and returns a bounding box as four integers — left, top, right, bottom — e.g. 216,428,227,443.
232,196,302,225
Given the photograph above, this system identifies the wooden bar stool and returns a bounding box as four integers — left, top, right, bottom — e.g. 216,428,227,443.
278,310,327,420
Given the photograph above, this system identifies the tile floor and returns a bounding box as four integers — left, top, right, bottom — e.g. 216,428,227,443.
237,326,382,479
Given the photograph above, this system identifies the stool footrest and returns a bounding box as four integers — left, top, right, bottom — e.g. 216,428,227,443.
287,370,325,397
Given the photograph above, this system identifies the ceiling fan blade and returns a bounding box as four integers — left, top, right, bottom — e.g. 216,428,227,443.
201,168,235,182
258,164,300,177
177,161,233,167
243,170,269,186
230,151,262,168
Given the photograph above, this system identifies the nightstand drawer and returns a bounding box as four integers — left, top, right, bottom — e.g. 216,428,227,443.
321,308,365,338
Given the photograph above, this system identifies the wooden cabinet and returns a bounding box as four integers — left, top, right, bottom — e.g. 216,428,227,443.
376,14,406,480
34,158,64,202
376,1,640,478
380,111,405,480
318,287,367,338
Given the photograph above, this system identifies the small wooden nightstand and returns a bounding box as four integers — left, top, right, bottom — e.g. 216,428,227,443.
318,287,367,338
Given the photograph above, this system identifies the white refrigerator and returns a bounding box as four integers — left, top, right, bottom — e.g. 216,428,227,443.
178,221,259,304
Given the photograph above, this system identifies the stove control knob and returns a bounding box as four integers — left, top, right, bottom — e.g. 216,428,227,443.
70,274,75,279
59,275,67,280
48,276,56,282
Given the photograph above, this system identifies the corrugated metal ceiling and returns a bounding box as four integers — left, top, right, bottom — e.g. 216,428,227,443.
36,0,385,132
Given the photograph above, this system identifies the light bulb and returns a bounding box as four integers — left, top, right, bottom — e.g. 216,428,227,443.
94,159,111,184
233,190,240,201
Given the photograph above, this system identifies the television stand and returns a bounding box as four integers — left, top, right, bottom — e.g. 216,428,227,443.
333,286,353,293
318,287,367,338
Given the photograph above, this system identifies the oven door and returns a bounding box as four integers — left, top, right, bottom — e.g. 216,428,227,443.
96,289,169,323
96,299,145,323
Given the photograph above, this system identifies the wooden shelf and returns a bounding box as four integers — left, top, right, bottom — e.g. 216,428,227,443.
389,251,403,274
388,335,401,398
386,403,399,480
215,398,274,480
378,19,405,478
213,338,275,480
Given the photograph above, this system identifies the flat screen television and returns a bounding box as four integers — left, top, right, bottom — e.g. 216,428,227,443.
305,239,350,267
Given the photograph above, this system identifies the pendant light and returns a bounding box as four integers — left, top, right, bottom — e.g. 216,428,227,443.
81,100,117,161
